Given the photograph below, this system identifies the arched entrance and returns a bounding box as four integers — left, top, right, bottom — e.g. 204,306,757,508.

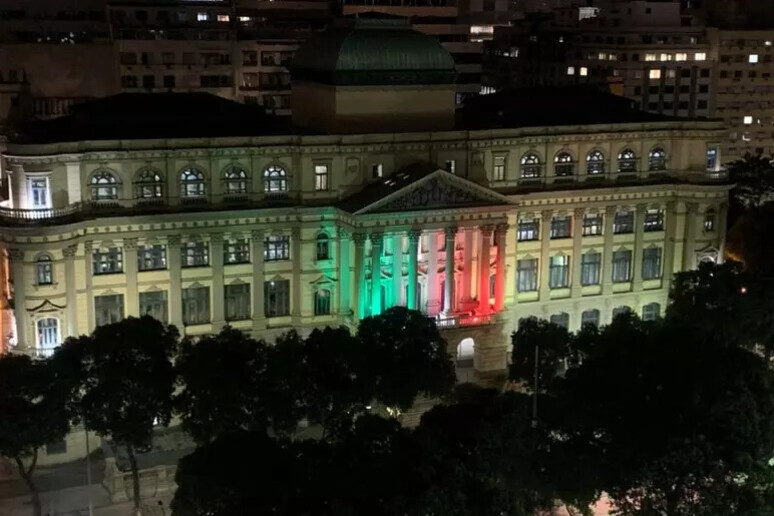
457,337,475,360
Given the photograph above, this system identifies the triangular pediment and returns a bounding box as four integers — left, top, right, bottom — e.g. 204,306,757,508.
355,170,510,215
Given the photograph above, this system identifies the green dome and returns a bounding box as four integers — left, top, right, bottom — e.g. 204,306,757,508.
289,15,456,86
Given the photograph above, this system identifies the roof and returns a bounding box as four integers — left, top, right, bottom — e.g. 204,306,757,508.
289,14,456,86
338,161,439,213
15,93,292,144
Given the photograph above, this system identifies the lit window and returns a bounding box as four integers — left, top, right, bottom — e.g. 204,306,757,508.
649,69,661,80
554,153,574,177
316,233,330,261
660,53,671,61
586,150,605,175
264,165,288,193
135,169,163,199
666,70,676,79
517,219,539,242
182,242,209,267
223,166,248,195
704,208,716,231
648,148,667,171
92,248,123,275
579,67,588,76
675,53,687,61
372,163,383,178
598,52,607,60
36,255,53,285
264,235,290,261
645,53,657,61
445,160,456,174
549,255,570,289
567,66,575,75
766,41,772,47
180,168,206,197
749,54,759,64
224,239,250,265
197,12,208,21
225,284,250,321
642,247,662,279
493,155,506,180
90,171,119,201
695,52,706,61
37,318,60,356
314,164,329,191
182,287,210,325
618,149,638,174
265,280,290,317
314,289,331,316
744,115,754,125
520,153,542,179
239,16,251,22
28,177,50,209
95,294,124,327
217,14,229,22
138,244,167,271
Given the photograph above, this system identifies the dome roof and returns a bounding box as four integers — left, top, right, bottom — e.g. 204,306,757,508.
289,14,456,86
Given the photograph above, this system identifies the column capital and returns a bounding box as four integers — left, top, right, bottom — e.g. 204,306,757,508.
480,224,494,236
291,227,301,239
167,235,181,247
370,232,384,245
251,229,265,241
541,209,553,222
338,228,350,240
574,207,585,219
123,237,138,250
635,202,648,213
209,232,224,245
494,223,508,235
84,240,93,252
605,205,617,217
444,226,458,239
63,244,78,258
408,229,422,242
7,248,23,261
686,202,698,214
353,232,367,246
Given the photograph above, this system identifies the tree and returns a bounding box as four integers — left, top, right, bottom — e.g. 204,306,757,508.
59,316,179,514
728,151,774,208
0,355,70,516
357,307,456,410
175,326,270,443
509,317,575,392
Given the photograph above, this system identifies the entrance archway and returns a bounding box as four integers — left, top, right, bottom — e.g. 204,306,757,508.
457,337,475,360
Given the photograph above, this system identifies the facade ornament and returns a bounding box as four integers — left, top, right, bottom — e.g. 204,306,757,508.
167,235,181,247
63,245,78,258
7,249,24,261
353,232,367,246
209,233,223,245
251,229,265,241
444,226,458,239
123,238,138,250
408,229,422,243
494,223,508,235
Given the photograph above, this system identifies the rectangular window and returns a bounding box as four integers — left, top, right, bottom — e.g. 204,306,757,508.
92,248,123,275
95,294,124,327
613,211,634,234
36,260,53,285
121,75,138,88
642,247,662,280
445,160,456,174
493,155,506,181
372,163,383,178
182,242,209,267
550,216,571,239
643,209,664,232
163,75,175,88
612,250,632,283
182,287,210,325
649,69,662,80
314,289,332,315
264,235,290,261
581,309,600,327
224,239,250,265
225,284,250,321
706,147,718,171
139,291,168,323
549,255,570,289
137,244,167,271
516,258,538,292
314,164,329,191
142,75,155,88
581,252,601,286
28,177,50,209
264,280,290,317
517,219,540,242
582,214,603,236
695,52,706,61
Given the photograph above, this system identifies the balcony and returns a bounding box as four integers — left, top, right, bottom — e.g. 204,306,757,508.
436,313,493,329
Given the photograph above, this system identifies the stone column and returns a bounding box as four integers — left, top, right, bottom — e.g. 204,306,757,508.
7,164,26,209
392,233,403,307
407,230,420,310
8,249,27,349
210,233,225,327
84,241,94,331
633,203,647,292
478,225,493,314
338,229,351,315
538,210,552,299
167,236,183,330
251,229,265,329
427,231,440,316
494,223,507,312
443,227,457,314
461,228,474,309
662,201,678,288
124,238,139,317
601,207,616,295
291,227,302,323
370,232,384,316
63,245,78,337
571,208,584,297
64,161,82,205
717,202,728,262
682,203,698,270
353,233,367,319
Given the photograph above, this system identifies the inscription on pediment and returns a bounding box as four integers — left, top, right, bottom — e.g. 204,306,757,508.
374,177,501,213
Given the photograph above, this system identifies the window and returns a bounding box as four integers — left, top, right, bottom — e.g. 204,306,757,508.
549,312,569,329
749,54,759,64
36,256,53,285
217,14,230,22
28,177,50,209
549,255,570,289
579,67,588,76
92,248,123,275
642,302,661,321
95,294,124,327
224,239,250,264
37,318,60,355
314,289,331,316
581,252,601,285
182,241,209,267
312,164,329,192
644,209,664,232
704,209,716,232
139,291,167,323
675,52,687,61
265,235,290,261
517,219,539,242
135,169,163,199
121,76,138,89
138,244,167,271
264,165,288,193
642,247,662,280
744,116,753,125
645,53,657,61
225,284,250,321
493,155,506,181
612,250,632,283
264,280,290,317
613,306,631,319
649,69,661,80
581,309,600,328
554,153,574,177
316,233,330,260
183,287,210,325
197,12,209,21
90,171,119,200
550,216,571,239
706,147,718,171
163,75,175,88
695,52,706,61
444,160,456,174
517,258,538,292
223,166,247,194
520,153,541,179
648,148,666,171
618,149,637,173
180,168,206,197
582,214,603,236
586,150,605,175
372,163,384,178
567,66,575,75
614,211,634,234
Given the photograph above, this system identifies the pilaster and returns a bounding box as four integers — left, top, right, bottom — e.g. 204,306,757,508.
370,232,384,316
539,210,552,300
338,229,351,315
392,233,403,307
124,238,139,317
478,225,493,314
427,231,440,316
210,233,225,328
251,229,266,330
633,203,647,292
570,208,584,298
407,230,420,310
601,207,616,295
84,241,94,331
291,227,302,324
65,161,82,205
443,227,457,314
460,228,475,310
167,236,183,330
494,223,507,312
63,245,78,338
682,203,698,270
353,233,367,319
8,249,27,349
663,201,678,288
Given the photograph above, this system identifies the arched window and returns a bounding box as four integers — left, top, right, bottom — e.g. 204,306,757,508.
135,169,163,199
90,171,119,200
586,150,605,175
581,309,600,328
549,312,569,329
642,302,661,321
520,153,542,179
649,147,667,171
264,165,288,193
316,233,330,260
36,318,60,356
180,168,206,197
554,152,574,177
704,208,716,232
223,165,248,194
618,149,637,173
35,255,53,285
612,306,631,320
314,289,331,316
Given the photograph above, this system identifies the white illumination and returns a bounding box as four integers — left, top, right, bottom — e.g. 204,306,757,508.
645,53,657,62
749,54,759,64
649,69,661,80
766,41,773,47
579,67,588,76
695,52,706,61
675,53,687,61
660,53,672,61
470,25,494,35
239,16,251,22
744,115,753,125
217,14,229,22
567,66,575,75
197,12,208,21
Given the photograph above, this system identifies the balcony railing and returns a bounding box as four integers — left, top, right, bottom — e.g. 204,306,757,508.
436,313,493,329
